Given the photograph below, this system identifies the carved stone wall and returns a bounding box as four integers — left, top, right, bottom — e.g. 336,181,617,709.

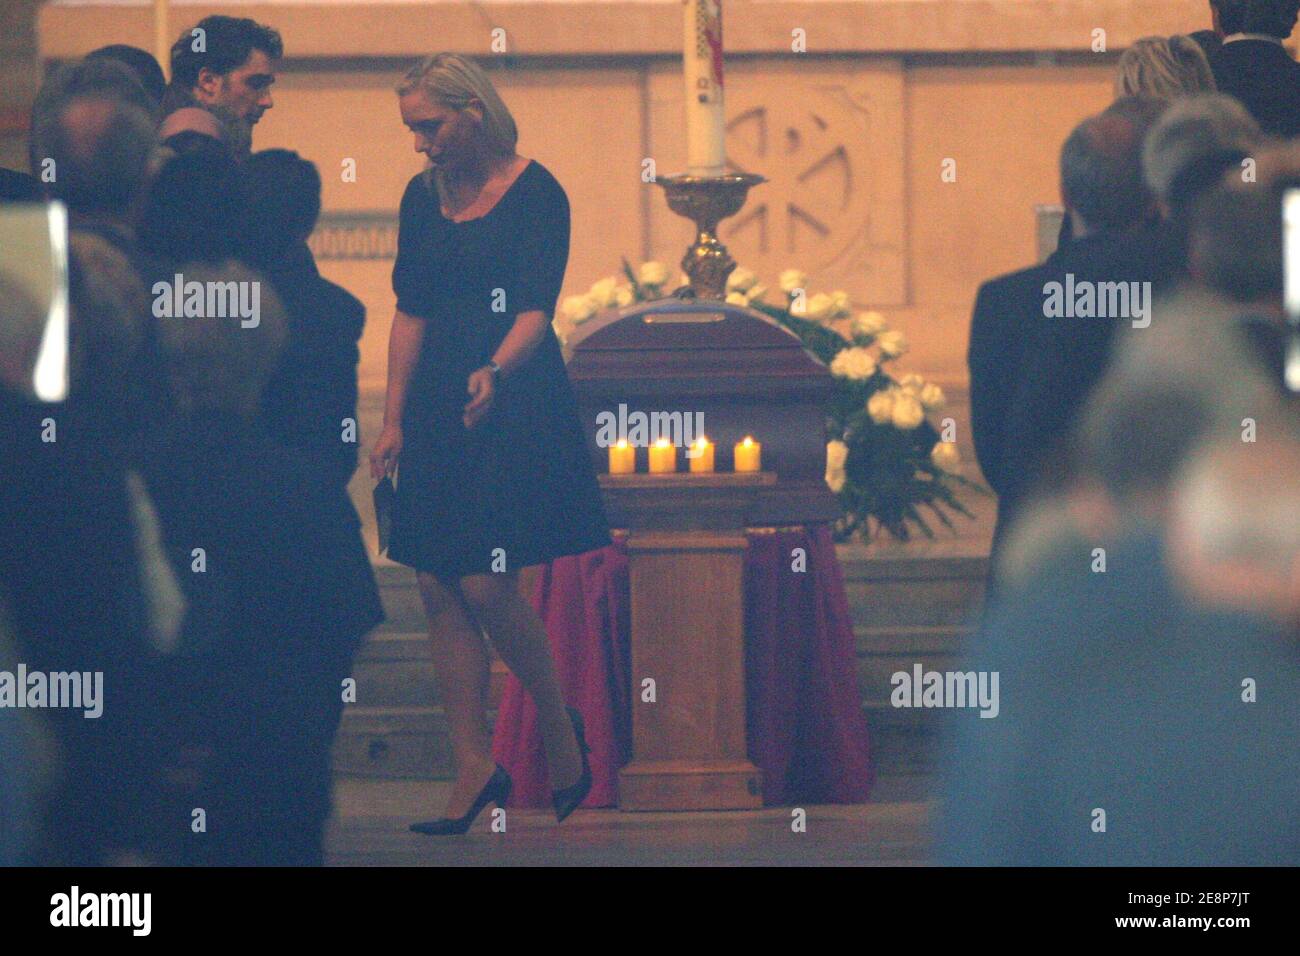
34,0,1208,392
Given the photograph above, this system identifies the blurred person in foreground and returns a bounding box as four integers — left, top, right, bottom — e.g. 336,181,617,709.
943,292,1300,865
1,58,173,864
139,147,372,865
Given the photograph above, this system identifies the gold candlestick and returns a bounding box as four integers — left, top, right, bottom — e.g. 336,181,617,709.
656,172,765,301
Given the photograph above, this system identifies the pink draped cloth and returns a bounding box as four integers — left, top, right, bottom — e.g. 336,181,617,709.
491,525,874,807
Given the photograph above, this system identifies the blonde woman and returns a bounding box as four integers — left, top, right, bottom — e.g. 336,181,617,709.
370,54,609,834
1115,35,1218,99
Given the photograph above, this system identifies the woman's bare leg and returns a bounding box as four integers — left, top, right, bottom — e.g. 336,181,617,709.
459,571,583,790
415,571,499,818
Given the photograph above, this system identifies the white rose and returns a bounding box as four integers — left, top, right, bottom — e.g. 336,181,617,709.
589,276,620,308
561,293,598,324
831,290,852,317
919,382,945,411
614,286,635,308
829,346,878,381
727,266,758,293
930,440,961,471
637,260,668,287
891,391,925,430
825,439,848,493
804,292,836,321
747,283,767,302
725,291,750,307
877,329,909,358
897,373,925,392
779,269,807,295
851,310,887,337
866,389,894,424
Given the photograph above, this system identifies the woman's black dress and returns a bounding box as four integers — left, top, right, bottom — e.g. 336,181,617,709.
388,160,610,579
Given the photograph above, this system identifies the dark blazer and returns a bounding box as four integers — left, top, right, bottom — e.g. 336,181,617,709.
968,223,1183,552
1211,38,1300,138
256,242,383,646
142,245,383,655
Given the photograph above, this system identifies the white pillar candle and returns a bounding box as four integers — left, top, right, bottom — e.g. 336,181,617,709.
684,0,726,177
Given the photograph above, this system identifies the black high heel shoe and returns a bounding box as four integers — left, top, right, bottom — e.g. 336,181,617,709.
410,763,512,836
552,705,592,823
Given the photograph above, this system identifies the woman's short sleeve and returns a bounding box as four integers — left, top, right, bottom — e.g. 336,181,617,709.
511,172,570,318
392,175,438,319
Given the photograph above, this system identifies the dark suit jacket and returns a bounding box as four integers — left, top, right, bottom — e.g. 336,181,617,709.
1211,38,1300,138
256,243,383,646
142,245,383,655
968,223,1183,553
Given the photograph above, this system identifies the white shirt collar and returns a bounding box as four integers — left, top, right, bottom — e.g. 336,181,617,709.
1223,33,1284,46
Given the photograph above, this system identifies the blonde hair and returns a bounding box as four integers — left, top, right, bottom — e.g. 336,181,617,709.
397,53,518,157
1115,36,1217,99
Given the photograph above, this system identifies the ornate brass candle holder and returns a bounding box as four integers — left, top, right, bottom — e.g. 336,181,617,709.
656,172,765,301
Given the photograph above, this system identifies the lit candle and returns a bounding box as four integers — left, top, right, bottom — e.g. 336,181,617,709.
734,435,761,472
648,437,677,474
684,0,726,176
609,439,635,475
688,436,715,473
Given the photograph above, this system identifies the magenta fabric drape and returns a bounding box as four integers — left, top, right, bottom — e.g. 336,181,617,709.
491,525,874,807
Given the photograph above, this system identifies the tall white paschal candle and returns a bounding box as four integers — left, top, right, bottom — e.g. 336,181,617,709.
684,0,726,176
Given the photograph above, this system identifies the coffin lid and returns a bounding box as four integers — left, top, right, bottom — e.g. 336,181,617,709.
568,298,810,353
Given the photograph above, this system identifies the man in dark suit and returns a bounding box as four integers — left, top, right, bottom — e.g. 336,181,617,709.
968,107,1181,561
1208,0,1300,137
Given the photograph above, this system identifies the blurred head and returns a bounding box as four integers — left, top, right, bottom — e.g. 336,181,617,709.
1060,112,1157,235
1115,36,1217,99
138,149,246,264
1078,287,1279,517
1143,94,1261,213
396,53,517,181
168,15,281,125
240,149,322,264
1188,183,1284,306
28,60,156,220
85,45,166,107
1168,414,1300,625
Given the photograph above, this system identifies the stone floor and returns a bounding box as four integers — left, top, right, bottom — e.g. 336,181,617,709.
325,774,935,866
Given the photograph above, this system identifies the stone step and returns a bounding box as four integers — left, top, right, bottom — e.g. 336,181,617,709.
333,700,944,781
338,543,988,781
349,631,509,709
334,704,501,780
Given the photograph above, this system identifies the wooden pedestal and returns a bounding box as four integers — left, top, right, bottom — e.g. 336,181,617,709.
619,530,762,810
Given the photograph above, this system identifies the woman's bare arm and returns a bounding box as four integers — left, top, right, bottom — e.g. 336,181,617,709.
489,309,550,378
383,308,426,428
